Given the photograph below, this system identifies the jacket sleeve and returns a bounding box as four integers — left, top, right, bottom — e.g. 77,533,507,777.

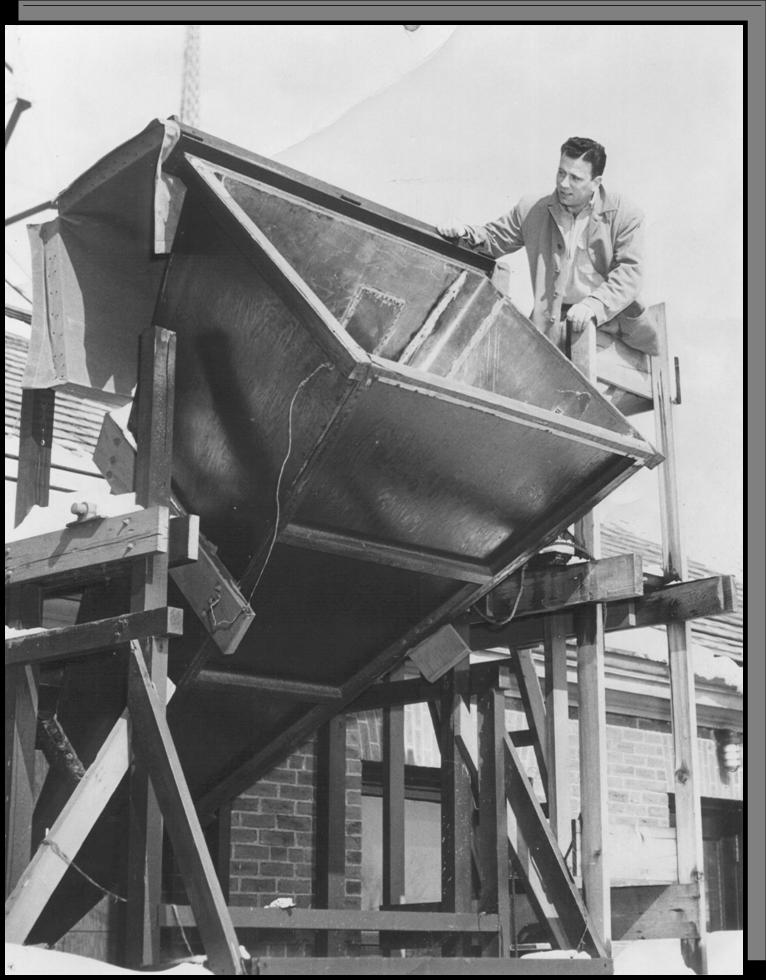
460,201,526,258
581,201,644,325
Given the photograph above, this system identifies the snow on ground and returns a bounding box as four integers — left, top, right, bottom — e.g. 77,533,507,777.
613,932,743,976
5,943,213,976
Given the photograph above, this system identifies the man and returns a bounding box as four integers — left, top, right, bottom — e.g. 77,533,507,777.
438,136,658,356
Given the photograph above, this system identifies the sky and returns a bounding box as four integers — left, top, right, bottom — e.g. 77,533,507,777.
4,23,743,574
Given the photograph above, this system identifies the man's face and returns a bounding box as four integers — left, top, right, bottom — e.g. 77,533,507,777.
556,154,601,212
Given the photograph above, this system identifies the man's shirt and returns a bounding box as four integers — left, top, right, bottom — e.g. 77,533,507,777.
550,195,606,306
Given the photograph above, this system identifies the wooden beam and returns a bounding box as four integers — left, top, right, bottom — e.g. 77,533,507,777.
5,506,170,588
651,305,707,974
568,323,611,952
510,648,549,791
315,716,347,956
279,523,492,585
128,642,244,975
4,666,38,898
472,574,737,651
5,683,175,944
248,956,612,975
543,615,571,850
382,675,405,909
5,607,184,668
575,604,610,950
125,325,175,970
195,670,342,702
160,905,501,934
349,661,511,713
503,735,606,957
440,658,473,956
94,410,255,657
6,389,52,897
409,624,473,683
487,554,643,620
14,389,55,526
477,686,511,956
611,882,700,942
5,708,131,942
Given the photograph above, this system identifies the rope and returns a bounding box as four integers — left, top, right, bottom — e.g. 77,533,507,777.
42,838,126,903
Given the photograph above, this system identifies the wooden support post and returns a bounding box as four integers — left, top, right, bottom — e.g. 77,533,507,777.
315,715,347,956
543,615,571,852
477,686,511,956
570,321,611,953
128,644,243,975
5,388,53,897
125,326,176,968
382,677,405,909
440,657,473,956
651,304,708,973
212,803,232,903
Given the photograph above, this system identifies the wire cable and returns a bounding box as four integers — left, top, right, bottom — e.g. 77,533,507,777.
246,362,331,606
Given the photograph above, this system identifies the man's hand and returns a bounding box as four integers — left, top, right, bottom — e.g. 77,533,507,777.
437,223,468,239
566,302,597,332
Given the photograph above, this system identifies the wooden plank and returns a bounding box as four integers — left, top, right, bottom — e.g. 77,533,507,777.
5,683,175,944
504,735,606,957
651,305,707,973
4,666,38,898
472,574,737,651
280,523,492,585
382,678,405,908
252,956,613,975
510,648,549,791
126,325,175,970
543,615,571,850
409,624,473,683
160,906,501,933
93,410,136,494
349,661,511,713
128,644,243,974
195,670,342,702
568,320,611,953
595,332,653,401
5,505,170,587
575,604,610,949
315,716,347,956
487,554,644,620
5,607,184,668
14,389,55,526
212,802,232,903
440,658,473,956
611,883,700,942
5,709,131,941
6,390,51,897
477,687,510,956
94,410,255,657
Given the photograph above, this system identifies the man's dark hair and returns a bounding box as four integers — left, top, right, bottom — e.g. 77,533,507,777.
560,137,607,178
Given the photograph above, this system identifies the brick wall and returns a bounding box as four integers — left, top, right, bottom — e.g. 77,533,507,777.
223,721,363,957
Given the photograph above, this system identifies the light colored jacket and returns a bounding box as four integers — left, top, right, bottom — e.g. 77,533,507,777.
463,185,656,353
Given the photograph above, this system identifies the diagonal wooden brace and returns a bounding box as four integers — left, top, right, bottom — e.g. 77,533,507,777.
127,641,244,975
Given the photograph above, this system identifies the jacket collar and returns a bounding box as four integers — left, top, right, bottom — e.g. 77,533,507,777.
547,183,617,220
